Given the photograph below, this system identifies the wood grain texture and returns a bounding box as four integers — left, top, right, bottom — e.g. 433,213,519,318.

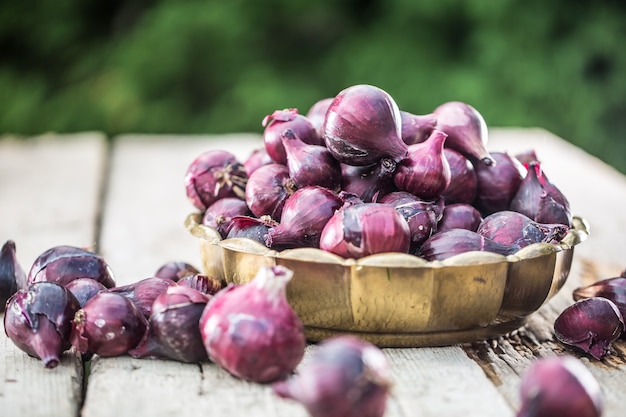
0,132,106,417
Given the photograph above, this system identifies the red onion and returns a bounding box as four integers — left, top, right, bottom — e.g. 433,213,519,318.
184,150,248,211
436,203,483,233
474,151,526,215
1,240,26,308
442,148,478,204
573,276,626,324
154,261,200,282
379,191,441,250
130,286,210,363
433,101,495,166
177,274,225,296
320,203,411,259
323,84,408,166
262,108,322,164
202,197,252,238
108,277,177,319
393,129,451,200
417,229,519,261
340,158,397,203
477,210,569,248
4,282,80,368
282,128,342,191
554,297,624,359
510,161,572,227
399,110,438,145
65,278,107,307
245,163,297,221
226,215,277,245
200,265,306,383
70,291,149,357
27,245,116,288
266,186,343,250
273,335,391,417
516,356,603,417
244,147,273,176
306,97,333,140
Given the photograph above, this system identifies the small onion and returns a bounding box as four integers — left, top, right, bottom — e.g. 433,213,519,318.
417,229,519,261
202,197,252,238
243,147,273,176
516,356,603,417
442,148,478,204
320,203,411,259
154,261,200,282
474,151,526,215
226,215,277,245
323,84,407,166
340,158,397,203
65,278,107,307
4,282,80,368
436,203,483,233
273,335,391,417
554,297,624,359
1,240,26,307
477,210,569,248
108,277,177,319
245,163,297,221
399,111,438,145
393,129,451,200
573,276,626,324
306,97,333,141
200,265,306,383
433,101,495,166
266,186,343,250
262,108,321,164
184,150,247,211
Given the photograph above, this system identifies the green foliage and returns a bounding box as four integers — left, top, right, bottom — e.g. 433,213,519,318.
1,0,625,173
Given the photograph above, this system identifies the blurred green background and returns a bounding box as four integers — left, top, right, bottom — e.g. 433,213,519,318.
1,0,625,173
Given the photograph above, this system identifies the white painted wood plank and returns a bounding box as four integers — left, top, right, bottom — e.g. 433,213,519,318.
0,132,107,417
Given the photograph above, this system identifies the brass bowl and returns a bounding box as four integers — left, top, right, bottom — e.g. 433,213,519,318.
185,213,588,347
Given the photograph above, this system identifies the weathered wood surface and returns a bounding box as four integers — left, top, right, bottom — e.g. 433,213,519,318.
1,128,625,417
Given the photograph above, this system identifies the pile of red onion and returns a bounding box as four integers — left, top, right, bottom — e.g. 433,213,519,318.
185,83,573,260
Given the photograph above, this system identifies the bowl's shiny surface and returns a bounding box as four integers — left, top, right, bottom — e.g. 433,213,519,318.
186,213,588,347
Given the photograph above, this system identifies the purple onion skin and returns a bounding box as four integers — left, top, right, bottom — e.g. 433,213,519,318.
262,108,322,164
437,203,483,233
266,186,343,250
379,192,441,250
130,286,210,363
477,210,569,248
340,158,397,203
393,129,451,200
282,128,342,191
245,163,297,221
573,277,626,327
154,261,200,282
442,148,478,204
184,150,248,211
65,278,107,307
399,111,438,145
200,265,306,383
244,147,273,177
226,215,277,245
320,203,411,259
516,356,603,417
4,282,80,368
108,277,177,319
433,101,495,166
510,161,572,227
417,229,519,261
70,291,149,357
323,84,408,166
202,197,252,238
306,97,334,141
1,240,26,308
554,297,624,360
27,245,116,289
273,335,391,417
177,274,224,296
474,152,527,215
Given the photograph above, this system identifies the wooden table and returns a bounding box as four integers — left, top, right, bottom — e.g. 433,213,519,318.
1,128,625,417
